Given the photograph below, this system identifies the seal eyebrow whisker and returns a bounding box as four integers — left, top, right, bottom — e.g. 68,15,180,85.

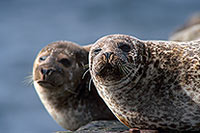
82,68,89,79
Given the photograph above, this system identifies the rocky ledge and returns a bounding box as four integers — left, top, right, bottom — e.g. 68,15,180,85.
56,120,128,133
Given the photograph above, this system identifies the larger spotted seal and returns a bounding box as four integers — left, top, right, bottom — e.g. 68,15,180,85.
89,34,200,131
33,41,115,131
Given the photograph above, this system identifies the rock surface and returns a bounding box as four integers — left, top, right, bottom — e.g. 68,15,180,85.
56,120,129,133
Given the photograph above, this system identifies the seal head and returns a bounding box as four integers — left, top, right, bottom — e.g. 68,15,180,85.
90,35,147,85
33,41,115,131
33,41,85,95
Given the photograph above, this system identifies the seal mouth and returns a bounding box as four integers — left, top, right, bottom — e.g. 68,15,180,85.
93,61,141,86
94,63,125,82
37,80,63,88
96,64,119,76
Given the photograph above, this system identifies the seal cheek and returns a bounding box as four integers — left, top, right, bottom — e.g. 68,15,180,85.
92,60,106,76
33,66,41,81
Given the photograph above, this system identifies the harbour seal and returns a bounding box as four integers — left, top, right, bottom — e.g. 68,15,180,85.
33,41,115,131
89,34,200,131
169,13,200,41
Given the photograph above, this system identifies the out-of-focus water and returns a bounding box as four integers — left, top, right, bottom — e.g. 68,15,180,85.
0,0,199,132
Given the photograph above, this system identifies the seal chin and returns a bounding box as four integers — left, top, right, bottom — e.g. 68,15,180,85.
37,80,63,89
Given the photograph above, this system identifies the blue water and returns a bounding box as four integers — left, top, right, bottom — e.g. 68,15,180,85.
0,0,199,132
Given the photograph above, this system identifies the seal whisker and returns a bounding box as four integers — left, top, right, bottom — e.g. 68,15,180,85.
82,68,89,79
118,62,126,75
122,66,129,75
119,65,126,75
119,63,130,76
23,74,33,86
125,63,135,69
88,78,93,91
125,64,136,73
124,66,131,74
124,63,133,68
119,62,131,75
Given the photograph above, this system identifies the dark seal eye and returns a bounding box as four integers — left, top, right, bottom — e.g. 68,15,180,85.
94,48,102,54
39,56,47,61
59,58,71,67
118,43,131,52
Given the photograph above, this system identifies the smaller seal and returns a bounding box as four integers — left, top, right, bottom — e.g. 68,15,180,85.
169,13,200,41
33,41,115,131
89,34,200,131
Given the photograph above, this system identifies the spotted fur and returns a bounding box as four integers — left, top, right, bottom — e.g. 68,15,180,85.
89,34,200,131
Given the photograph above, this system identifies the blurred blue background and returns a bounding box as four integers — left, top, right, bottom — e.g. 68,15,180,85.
0,0,200,133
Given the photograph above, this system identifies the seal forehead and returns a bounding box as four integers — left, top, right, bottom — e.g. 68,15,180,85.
40,41,82,57
98,34,138,41
92,34,138,51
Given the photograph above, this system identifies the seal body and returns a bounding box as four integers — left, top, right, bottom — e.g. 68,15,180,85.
33,41,115,131
89,34,200,131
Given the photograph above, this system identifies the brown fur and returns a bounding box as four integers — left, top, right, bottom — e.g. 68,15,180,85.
33,41,115,131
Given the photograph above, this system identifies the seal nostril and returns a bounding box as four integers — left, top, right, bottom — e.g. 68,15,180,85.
41,68,52,75
41,68,46,75
104,52,113,60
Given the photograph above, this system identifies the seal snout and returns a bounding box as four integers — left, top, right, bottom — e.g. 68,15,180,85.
94,51,124,80
39,67,58,80
36,66,64,88
97,51,117,75
103,52,114,64
41,68,55,76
